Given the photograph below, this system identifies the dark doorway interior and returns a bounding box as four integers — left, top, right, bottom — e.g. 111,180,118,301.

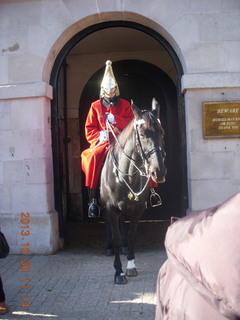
79,60,182,220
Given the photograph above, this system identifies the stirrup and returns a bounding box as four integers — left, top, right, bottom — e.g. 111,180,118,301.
88,198,100,218
150,188,162,207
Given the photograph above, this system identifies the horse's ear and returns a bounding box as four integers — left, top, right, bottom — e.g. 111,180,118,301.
152,98,160,119
131,100,142,118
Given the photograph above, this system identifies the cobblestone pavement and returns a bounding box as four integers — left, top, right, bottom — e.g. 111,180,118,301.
0,221,169,320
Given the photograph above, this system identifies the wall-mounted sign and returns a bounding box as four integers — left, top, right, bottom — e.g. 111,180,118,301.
202,101,240,138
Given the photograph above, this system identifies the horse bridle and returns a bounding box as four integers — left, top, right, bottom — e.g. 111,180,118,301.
106,113,165,201
134,118,166,172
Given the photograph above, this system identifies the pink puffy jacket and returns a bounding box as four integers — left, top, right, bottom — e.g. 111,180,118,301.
155,192,240,320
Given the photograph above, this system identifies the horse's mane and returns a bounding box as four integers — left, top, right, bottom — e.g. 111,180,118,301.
141,110,160,130
114,110,161,151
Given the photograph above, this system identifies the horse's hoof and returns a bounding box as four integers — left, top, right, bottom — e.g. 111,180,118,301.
114,274,128,285
126,268,138,277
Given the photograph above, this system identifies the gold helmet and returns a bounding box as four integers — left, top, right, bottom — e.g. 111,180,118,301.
100,60,120,98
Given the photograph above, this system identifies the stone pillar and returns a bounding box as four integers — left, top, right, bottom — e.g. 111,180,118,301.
0,82,59,254
182,73,240,212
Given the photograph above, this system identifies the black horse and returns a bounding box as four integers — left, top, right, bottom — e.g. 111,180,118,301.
100,98,167,284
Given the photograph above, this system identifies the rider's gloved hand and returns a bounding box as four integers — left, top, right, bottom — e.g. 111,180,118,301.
99,130,109,143
106,113,116,124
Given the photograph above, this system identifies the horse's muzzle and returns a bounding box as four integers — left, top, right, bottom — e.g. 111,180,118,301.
151,168,167,183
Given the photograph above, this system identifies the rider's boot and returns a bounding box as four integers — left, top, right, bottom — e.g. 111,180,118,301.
149,188,162,207
88,188,100,218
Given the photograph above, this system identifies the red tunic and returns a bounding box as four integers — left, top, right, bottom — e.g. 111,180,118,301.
81,98,134,188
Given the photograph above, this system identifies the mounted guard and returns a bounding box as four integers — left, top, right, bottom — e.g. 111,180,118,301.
81,60,161,218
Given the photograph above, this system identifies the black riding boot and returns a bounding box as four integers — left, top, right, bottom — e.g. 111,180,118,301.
88,188,100,218
149,188,162,207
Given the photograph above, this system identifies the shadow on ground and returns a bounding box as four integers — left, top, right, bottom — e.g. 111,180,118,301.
64,219,170,255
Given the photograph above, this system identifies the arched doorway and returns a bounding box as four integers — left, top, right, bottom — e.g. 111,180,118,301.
50,21,188,240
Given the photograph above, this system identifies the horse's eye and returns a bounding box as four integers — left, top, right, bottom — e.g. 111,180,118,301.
138,128,145,137
139,130,146,139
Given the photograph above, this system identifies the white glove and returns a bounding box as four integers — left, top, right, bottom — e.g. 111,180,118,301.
99,130,109,143
106,113,116,124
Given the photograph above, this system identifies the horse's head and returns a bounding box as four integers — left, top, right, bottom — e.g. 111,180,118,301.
131,98,167,184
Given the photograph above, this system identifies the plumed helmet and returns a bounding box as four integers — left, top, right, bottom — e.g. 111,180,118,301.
100,60,120,98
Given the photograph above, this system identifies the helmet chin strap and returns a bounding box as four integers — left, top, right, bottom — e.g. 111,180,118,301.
104,92,116,99
103,88,116,99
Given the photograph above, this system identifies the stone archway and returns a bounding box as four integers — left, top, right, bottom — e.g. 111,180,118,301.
49,21,187,238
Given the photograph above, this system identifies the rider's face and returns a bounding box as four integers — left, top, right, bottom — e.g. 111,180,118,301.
103,87,116,99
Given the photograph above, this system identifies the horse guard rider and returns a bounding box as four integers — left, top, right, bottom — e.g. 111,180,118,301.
81,60,162,218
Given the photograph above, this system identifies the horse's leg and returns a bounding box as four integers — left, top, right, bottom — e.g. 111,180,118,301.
108,213,128,284
119,215,129,255
105,221,114,256
105,216,128,256
125,215,140,277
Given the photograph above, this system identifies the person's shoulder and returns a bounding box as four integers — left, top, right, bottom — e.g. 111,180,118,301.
91,99,101,108
92,99,101,105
